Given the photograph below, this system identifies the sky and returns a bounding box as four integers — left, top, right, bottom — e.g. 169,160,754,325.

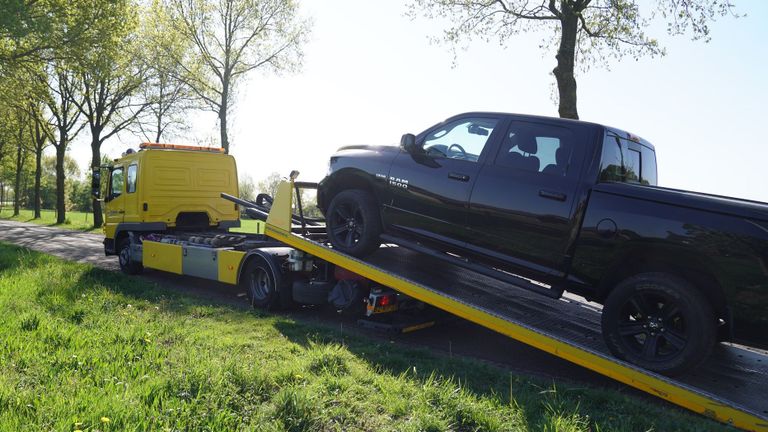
77,0,768,202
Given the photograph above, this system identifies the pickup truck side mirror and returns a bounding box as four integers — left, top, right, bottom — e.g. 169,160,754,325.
400,133,421,153
91,168,101,200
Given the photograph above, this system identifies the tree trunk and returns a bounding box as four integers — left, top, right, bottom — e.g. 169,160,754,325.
91,139,103,228
220,81,229,153
55,138,67,224
553,9,580,120
33,147,42,219
13,141,23,217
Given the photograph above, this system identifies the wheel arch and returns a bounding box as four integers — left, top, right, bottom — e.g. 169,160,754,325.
318,168,378,214
235,247,293,285
597,245,729,328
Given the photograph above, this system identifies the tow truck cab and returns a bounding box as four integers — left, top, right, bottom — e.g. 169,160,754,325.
96,143,241,255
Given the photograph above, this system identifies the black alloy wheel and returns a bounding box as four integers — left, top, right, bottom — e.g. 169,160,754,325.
601,272,716,376
326,190,382,257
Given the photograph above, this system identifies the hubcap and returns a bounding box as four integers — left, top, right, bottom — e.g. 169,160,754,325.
249,268,271,301
119,246,130,267
617,291,688,362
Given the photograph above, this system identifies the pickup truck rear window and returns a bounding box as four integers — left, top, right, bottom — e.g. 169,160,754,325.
600,133,657,186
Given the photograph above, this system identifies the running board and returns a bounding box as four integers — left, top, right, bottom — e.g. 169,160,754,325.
380,234,564,300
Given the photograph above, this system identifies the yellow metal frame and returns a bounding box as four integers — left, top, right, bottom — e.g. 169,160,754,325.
264,179,766,432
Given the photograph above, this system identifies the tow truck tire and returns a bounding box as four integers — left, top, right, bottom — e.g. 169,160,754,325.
326,189,381,257
601,272,716,376
118,238,143,275
242,254,285,311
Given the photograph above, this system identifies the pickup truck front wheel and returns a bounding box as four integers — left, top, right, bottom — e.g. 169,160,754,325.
601,273,716,376
326,189,382,257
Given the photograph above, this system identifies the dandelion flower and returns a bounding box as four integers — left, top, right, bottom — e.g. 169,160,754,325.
101,416,110,423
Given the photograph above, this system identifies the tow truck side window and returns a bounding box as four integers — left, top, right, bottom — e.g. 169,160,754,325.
109,167,124,200
126,164,138,193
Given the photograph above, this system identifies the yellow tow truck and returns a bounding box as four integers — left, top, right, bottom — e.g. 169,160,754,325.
94,143,768,431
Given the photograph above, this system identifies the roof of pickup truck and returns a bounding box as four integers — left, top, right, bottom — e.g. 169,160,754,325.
446,112,654,150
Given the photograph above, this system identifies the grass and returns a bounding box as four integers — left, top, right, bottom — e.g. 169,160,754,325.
230,218,266,234
0,207,101,233
0,243,732,431
0,207,264,235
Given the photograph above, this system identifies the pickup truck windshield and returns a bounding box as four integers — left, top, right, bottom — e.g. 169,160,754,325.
599,133,658,186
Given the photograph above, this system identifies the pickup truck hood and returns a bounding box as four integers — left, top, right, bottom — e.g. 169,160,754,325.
593,182,768,223
335,144,399,153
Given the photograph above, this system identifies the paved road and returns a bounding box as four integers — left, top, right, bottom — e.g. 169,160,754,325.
0,220,633,392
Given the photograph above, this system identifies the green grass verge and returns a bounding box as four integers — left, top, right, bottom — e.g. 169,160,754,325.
0,207,262,236
0,208,100,233
0,243,729,431
230,218,266,234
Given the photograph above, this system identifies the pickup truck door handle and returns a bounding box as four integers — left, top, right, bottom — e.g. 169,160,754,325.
448,172,470,182
539,189,567,201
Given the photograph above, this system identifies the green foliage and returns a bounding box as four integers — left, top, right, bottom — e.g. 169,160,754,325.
409,0,738,66
409,0,739,118
165,0,311,151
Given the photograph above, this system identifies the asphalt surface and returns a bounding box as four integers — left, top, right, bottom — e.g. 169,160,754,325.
0,219,640,393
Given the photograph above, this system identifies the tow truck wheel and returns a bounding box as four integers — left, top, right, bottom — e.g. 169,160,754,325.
118,238,143,275
601,272,716,376
326,189,382,257
242,254,283,310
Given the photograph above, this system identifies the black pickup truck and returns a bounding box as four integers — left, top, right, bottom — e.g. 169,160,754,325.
317,112,768,375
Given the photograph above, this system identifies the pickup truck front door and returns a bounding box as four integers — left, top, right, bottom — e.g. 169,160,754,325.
384,116,504,247
467,120,588,282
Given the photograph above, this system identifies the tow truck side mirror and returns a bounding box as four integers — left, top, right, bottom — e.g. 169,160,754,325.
400,133,420,153
91,168,101,200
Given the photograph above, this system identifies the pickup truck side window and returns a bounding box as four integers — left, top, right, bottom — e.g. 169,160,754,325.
423,118,498,162
126,164,138,193
495,122,574,176
599,134,658,185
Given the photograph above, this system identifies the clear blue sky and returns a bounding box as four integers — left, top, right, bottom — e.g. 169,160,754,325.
88,0,768,202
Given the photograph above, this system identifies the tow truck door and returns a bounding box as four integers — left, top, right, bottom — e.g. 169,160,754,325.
384,115,505,245
105,165,126,226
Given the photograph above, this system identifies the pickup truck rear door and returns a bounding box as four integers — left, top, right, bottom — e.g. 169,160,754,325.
383,115,506,246
467,119,589,281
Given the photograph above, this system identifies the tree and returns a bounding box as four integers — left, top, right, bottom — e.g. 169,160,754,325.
256,171,282,198
25,102,51,218
72,0,148,228
409,0,738,119
43,62,86,223
239,173,256,201
0,0,115,67
11,110,30,216
135,0,198,143
167,0,310,152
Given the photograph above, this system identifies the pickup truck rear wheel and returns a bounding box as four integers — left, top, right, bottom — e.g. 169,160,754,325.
326,189,382,257
601,272,716,376
118,238,143,275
